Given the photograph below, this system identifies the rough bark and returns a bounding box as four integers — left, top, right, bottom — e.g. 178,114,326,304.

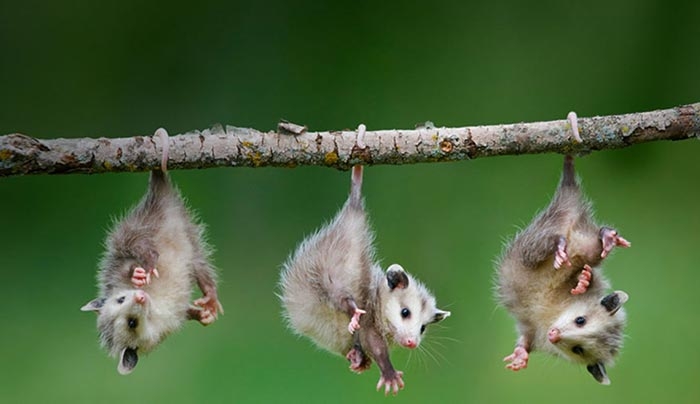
1,103,698,177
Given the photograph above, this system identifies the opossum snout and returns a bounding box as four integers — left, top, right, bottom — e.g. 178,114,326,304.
401,338,418,349
548,328,561,343
134,290,148,305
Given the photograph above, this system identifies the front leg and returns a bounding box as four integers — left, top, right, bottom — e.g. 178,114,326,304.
503,335,531,371
340,297,365,334
600,227,631,259
571,264,593,295
131,266,160,287
128,239,160,287
361,327,404,396
554,236,571,269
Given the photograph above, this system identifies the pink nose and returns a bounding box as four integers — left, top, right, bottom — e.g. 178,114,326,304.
134,290,147,305
548,328,561,343
403,339,417,349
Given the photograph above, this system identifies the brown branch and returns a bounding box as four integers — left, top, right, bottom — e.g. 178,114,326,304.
1,103,699,176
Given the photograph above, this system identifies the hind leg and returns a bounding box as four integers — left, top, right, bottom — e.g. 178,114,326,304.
346,336,372,373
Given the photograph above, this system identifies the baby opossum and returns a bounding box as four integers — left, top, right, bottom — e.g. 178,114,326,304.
496,155,630,384
279,165,450,395
81,128,223,374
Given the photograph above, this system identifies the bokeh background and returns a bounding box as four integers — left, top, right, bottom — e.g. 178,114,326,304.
1,1,699,403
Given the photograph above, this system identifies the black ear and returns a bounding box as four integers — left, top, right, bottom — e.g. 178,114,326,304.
118,347,139,375
81,298,106,313
432,309,451,323
587,362,610,385
601,291,629,315
386,264,409,290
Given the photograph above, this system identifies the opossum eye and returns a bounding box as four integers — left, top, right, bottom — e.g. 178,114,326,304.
575,316,586,326
128,317,138,329
117,296,125,304
420,325,426,334
401,308,411,319
572,345,584,355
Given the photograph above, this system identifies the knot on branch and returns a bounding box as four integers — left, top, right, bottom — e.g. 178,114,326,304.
0,134,49,174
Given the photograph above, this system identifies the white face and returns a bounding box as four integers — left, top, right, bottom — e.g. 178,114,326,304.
96,289,158,358
547,300,626,365
382,265,450,349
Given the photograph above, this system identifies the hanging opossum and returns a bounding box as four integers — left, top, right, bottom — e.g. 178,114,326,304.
81,128,223,374
279,164,450,395
496,153,630,384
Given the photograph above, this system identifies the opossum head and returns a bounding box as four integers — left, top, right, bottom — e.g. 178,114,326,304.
82,289,161,375
546,291,629,385
381,264,450,349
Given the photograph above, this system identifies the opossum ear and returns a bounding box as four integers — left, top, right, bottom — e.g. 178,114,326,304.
386,264,409,290
118,347,138,375
432,309,451,323
81,298,106,312
601,291,628,315
587,362,610,385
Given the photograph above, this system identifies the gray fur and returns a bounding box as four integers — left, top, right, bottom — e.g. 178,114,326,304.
83,135,222,374
496,155,629,384
279,165,450,393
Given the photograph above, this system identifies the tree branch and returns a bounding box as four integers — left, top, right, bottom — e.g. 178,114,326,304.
2,103,699,177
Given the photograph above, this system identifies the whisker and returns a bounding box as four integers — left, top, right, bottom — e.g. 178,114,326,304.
430,335,462,344
419,342,441,366
426,342,451,366
415,345,427,370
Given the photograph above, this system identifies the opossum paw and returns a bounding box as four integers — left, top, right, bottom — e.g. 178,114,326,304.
198,309,216,325
376,370,404,396
187,306,216,325
131,267,159,287
600,227,631,258
193,294,224,319
346,348,372,373
131,267,148,287
348,308,366,334
554,236,571,269
571,264,593,295
503,346,529,371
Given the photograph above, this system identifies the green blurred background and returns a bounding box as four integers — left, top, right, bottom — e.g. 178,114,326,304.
1,1,699,403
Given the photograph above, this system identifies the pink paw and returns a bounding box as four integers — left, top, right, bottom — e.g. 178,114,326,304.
131,267,159,288
348,308,366,334
197,309,216,325
600,228,631,258
554,236,571,269
376,370,404,396
193,294,224,322
504,346,529,371
571,264,593,295
346,347,371,373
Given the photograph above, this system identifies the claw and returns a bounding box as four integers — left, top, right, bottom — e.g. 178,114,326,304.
198,309,215,325
347,308,366,334
571,265,593,295
193,294,224,321
504,346,529,371
346,348,371,373
376,371,404,396
131,266,160,287
601,228,631,258
554,236,571,269
131,267,148,288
